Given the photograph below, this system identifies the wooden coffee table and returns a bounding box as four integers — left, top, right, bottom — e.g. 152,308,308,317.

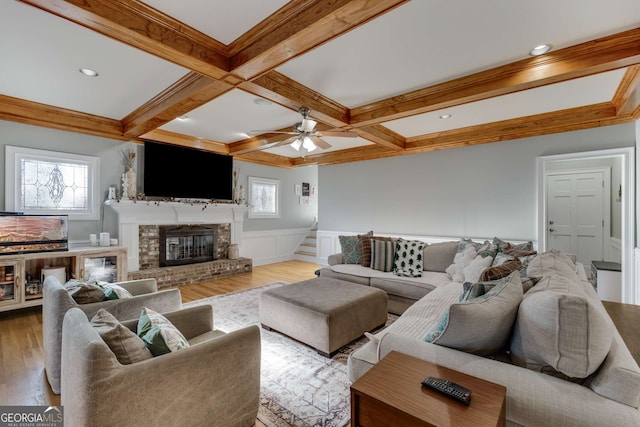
351,351,506,427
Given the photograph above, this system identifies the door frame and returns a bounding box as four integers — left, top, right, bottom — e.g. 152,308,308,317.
545,167,611,262
537,147,635,304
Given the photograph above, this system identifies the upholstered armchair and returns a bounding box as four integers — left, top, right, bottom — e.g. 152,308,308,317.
43,275,182,394
61,305,261,427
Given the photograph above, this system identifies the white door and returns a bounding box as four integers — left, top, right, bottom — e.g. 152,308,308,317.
546,171,605,269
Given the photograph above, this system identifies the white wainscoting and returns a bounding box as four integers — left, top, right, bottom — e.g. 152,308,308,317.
316,230,537,265
241,228,310,266
609,237,622,263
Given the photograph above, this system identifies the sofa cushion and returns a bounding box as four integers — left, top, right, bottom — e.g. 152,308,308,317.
424,272,523,355
526,249,578,280
90,308,152,364
339,232,372,264
588,336,640,408
64,279,105,304
510,275,613,378
462,255,493,283
371,238,397,272
422,241,458,272
137,307,190,356
393,239,425,277
493,237,534,253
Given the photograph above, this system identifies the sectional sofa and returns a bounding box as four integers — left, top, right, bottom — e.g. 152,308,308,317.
323,235,640,426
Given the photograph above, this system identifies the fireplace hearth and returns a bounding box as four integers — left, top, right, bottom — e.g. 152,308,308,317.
159,225,216,267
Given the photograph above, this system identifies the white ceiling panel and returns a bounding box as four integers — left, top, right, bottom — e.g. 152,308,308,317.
277,0,640,108
160,89,302,143
383,69,627,137
142,0,289,45
0,1,188,120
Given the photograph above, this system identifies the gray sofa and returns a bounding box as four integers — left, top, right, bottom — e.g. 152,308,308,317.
61,305,261,427
347,250,640,426
320,240,459,314
43,275,182,394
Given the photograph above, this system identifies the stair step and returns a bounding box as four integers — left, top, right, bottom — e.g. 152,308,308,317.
295,250,316,256
300,242,316,248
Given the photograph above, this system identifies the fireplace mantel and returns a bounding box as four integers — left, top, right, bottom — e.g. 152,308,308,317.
104,200,248,272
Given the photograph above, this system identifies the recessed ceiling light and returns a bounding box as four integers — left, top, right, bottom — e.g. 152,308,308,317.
79,68,98,77
177,115,189,121
439,114,452,119
529,44,551,56
254,98,272,106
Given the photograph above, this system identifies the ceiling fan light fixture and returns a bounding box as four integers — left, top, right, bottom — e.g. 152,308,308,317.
529,44,551,56
300,118,317,132
302,137,316,152
291,138,302,151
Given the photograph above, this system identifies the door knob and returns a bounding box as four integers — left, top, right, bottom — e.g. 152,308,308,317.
549,228,555,233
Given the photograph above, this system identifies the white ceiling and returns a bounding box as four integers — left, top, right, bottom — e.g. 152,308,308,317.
1,0,639,160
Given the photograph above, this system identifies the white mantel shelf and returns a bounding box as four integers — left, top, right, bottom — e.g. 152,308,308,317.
104,200,249,272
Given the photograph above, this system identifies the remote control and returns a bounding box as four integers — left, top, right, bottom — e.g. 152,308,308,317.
421,376,472,406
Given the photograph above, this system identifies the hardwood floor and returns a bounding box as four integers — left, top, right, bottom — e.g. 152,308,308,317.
0,259,320,425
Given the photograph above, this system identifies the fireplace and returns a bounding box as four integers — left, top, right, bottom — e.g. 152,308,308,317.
159,225,217,267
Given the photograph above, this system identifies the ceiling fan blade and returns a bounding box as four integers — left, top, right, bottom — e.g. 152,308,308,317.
311,136,331,149
316,130,358,138
249,130,297,135
272,136,299,148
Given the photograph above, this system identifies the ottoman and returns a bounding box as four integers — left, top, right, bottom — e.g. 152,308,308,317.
259,277,388,357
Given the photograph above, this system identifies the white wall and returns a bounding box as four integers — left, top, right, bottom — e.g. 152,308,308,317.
319,124,636,241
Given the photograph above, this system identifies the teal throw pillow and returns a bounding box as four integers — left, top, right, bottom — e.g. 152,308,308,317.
137,307,189,356
99,282,133,300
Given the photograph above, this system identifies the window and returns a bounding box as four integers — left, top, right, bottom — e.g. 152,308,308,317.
5,146,100,220
248,176,280,219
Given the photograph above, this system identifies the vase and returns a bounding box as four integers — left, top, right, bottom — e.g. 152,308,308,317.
122,168,136,199
228,244,239,260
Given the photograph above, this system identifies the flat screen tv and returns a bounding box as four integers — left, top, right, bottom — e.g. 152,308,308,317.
143,140,233,200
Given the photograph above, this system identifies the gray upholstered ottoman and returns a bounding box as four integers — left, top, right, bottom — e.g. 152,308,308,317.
259,277,388,357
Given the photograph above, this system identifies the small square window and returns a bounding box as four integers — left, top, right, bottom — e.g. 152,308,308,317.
248,177,280,219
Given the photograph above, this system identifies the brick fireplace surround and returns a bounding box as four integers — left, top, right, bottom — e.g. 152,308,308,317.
104,200,251,289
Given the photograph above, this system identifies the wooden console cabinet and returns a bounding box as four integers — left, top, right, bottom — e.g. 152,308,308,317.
0,246,126,313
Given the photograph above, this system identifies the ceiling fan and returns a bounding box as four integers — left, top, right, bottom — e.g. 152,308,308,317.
251,107,358,153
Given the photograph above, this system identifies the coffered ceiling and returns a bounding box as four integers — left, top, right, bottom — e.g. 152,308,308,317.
1,0,639,168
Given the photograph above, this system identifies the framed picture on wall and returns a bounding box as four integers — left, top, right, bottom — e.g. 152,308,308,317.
294,184,302,196
302,182,310,196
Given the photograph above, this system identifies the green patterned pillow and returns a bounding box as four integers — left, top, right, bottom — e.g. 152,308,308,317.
137,307,190,356
393,239,425,277
339,231,372,264
99,282,133,300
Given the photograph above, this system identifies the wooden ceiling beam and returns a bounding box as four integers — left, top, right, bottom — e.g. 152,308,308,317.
19,0,231,80
351,28,640,127
0,95,126,141
229,0,410,80
613,66,640,117
139,129,229,154
240,71,349,128
122,73,233,138
235,151,295,168
355,125,405,150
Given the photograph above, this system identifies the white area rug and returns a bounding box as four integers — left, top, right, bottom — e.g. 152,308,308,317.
184,284,396,427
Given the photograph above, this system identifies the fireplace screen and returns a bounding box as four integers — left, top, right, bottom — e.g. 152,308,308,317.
159,225,216,267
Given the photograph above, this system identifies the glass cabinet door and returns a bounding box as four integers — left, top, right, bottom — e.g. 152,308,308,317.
82,255,119,283
0,260,22,308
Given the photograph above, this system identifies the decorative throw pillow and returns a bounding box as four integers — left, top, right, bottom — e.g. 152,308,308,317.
510,275,613,378
393,239,425,277
360,234,390,267
91,309,152,364
422,241,459,272
462,255,493,283
425,272,523,355
339,231,373,264
137,307,190,356
493,237,534,253
480,258,522,282
370,238,396,272
64,279,105,304
100,282,133,300
445,239,480,282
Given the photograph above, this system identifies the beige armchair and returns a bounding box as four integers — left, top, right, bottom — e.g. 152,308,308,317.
61,305,261,427
43,275,182,394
